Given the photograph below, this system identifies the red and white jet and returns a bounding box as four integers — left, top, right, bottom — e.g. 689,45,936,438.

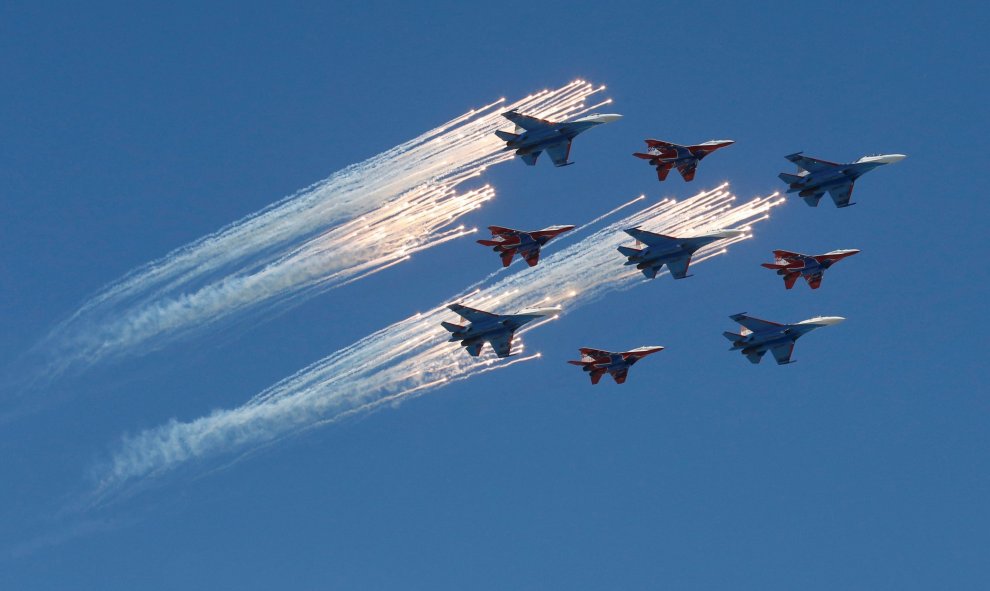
567,346,664,385
476,224,575,268
633,138,734,182
761,249,860,289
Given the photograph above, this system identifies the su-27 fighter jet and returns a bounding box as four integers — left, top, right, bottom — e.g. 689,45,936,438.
441,303,560,358
761,248,860,289
477,225,575,268
567,346,664,385
722,313,845,365
618,228,745,279
778,152,906,208
495,110,622,167
633,138,734,182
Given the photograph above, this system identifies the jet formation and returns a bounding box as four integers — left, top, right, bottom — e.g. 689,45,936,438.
567,346,664,384
437,107,905,381
633,138,734,182
477,225,575,267
761,249,860,289
778,152,906,208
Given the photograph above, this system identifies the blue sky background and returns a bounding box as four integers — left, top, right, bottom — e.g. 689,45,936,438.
1,2,987,589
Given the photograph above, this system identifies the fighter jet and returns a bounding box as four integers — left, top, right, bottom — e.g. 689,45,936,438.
761,249,860,289
633,138,734,182
495,110,622,167
722,313,845,365
567,346,664,385
617,227,745,279
476,225,575,268
778,152,906,208
441,303,560,358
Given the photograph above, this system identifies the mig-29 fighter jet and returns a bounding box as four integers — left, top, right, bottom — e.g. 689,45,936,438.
567,346,664,385
441,303,560,358
778,152,906,208
618,228,745,279
722,313,845,365
633,138,734,182
495,109,622,167
761,249,860,289
477,224,575,267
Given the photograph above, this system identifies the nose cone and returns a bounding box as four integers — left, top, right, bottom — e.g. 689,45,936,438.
860,153,907,165
517,306,562,317
707,228,747,239
577,113,623,124
631,346,665,355
799,316,846,327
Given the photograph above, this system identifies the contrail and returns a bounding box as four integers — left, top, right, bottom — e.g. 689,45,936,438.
91,186,783,503
17,81,606,384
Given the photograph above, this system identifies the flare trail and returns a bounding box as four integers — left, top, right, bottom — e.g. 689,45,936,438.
93,186,783,501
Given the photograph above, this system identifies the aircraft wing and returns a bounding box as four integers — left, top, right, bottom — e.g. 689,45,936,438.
730,313,784,333
522,250,540,267
545,140,573,167
488,226,520,237
488,331,515,358
448,303,499,323
676,160,698,182
503,110,554,131
611,368,629,384
623,228,679,248
644,140,684,149
828,182,855,208
665,255,692,279
519,151,541,166
772,249,804,260
786,152,841,173
770,343,795,365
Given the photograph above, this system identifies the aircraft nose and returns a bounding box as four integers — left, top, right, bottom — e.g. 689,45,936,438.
594,113,623,124
816,316,846,326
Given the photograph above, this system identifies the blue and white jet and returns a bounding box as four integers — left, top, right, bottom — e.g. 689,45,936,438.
778,152,906,208
618,228,745,279
495,110,622,167
442,303,560,358
722,313,845,365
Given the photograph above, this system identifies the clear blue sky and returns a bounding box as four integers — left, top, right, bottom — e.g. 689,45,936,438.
1,2,987,589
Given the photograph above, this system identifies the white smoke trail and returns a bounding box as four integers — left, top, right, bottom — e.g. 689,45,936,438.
92,186,783,502
27,81,607,380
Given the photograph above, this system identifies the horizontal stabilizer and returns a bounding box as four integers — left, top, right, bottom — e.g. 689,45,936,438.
441,321,465,333
722,331,743,343
494,130,520,142
778,172,804,185
617,245,643,259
